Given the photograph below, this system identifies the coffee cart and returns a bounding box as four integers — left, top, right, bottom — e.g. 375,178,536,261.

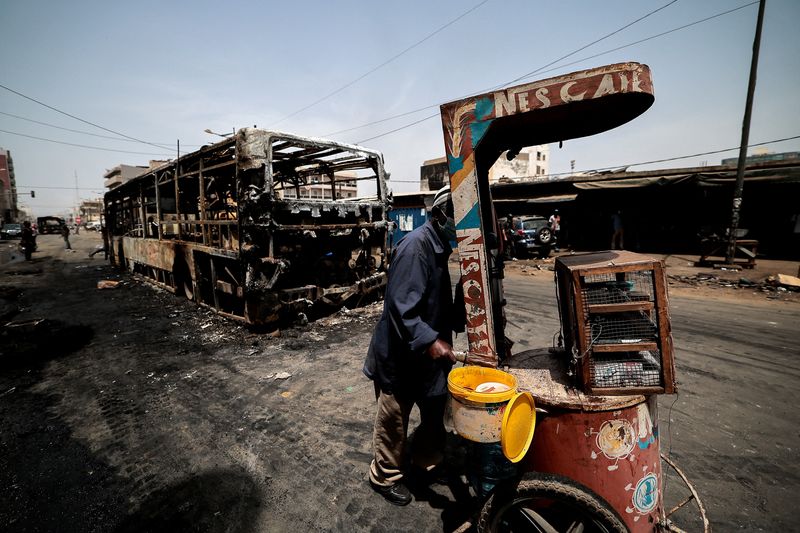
440,63,710,532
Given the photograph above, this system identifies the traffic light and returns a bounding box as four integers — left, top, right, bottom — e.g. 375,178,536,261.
30,190,35,198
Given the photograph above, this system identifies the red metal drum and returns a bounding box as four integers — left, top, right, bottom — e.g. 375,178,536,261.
507,349,663,532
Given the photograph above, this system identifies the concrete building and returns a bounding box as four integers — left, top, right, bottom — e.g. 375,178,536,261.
490,145,550,182
103,164,149,190
0,148,18,223
420,145,551,191
277,171,358,200
420,157,449,192
79,198,104,224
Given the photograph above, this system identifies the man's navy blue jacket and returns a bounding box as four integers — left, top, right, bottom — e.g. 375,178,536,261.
363,220,460,398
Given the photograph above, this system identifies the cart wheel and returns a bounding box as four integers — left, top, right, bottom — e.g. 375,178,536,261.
477,472,627,533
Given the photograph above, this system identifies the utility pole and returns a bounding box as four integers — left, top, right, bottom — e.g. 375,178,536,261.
726,0,766,264
74,170,80,223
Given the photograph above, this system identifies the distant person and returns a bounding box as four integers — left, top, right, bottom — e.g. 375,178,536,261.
611,210,625,250
89,224,109,259
549,209,561,251
20,221,35,261
61,224,72,250
74,223,79,235
503,213,515,259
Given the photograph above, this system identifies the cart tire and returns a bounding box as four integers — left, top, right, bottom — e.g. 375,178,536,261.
477,472,627,533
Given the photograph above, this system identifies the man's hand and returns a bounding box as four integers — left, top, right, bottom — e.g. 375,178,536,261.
426,339,456,363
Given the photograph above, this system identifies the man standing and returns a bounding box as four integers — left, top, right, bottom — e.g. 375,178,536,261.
611,210,625,250
549,209,561,251
61,223,72,250
363,186,461,506
20,221,35,261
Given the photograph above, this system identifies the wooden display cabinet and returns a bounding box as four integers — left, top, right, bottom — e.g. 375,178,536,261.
555,251,676,395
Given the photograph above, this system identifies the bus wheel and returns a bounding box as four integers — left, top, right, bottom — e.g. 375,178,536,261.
173,260,194,301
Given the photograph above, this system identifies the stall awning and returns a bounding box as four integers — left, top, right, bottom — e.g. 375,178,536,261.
495,193,578,203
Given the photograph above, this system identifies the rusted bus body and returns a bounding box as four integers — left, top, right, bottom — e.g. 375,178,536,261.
104,128,391,325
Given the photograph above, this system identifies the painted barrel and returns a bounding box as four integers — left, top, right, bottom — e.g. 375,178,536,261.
508,349,663,533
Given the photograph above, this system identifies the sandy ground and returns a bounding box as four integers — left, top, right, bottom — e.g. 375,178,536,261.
1,233,798,532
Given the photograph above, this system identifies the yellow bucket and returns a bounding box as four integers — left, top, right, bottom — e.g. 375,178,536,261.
447,367,517,443
447,366,536,463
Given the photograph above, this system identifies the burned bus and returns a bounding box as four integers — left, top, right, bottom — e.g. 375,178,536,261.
104,128,391,325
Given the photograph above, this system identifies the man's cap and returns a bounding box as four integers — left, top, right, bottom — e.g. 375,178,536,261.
432,185,451,209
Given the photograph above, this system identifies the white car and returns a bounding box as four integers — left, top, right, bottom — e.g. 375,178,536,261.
85,221,102,231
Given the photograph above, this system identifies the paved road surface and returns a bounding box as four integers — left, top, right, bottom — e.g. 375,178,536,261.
1,234,797,531
503,270,799,532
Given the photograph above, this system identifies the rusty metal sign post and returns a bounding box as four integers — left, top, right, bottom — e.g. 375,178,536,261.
440,62,655,367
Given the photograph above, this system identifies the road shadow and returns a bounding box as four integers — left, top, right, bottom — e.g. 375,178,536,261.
114,469,262,533
403,432,481,532
0,319,94,370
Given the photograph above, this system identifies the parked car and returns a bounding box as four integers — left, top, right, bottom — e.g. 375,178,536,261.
85,221,102,231
1,223,23,239
509,216,555,258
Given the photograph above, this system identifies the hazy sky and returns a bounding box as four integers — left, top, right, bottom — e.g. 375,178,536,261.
1,0,798,218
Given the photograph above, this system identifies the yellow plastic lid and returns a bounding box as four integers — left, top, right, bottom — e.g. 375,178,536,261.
501,391,536,463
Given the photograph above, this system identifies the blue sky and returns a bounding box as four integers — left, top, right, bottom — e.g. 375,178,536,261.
1,0,798,217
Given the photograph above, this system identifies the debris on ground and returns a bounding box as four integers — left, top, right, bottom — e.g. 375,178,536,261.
97,280,120,289
769,274,800,290
668,272,800,299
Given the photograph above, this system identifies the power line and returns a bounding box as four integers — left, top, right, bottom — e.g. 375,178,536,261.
0,83,175,151
16,185,104,191
548,134,800,178
385,135,800,183
358,113,440,144
335,0,681,139
0,110,203,147
511,1,758,86
0,128,175,156
333,1,755,143
270,0,491,127
499,0,679,88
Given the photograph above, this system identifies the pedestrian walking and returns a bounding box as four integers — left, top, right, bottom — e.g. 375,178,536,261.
62,224,72,250
611,210,625,250
89,224,109,259
363,185,464,506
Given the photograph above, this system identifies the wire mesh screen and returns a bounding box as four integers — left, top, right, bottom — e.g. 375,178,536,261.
586,312,658,344
590,350,663,388
582,270,655,305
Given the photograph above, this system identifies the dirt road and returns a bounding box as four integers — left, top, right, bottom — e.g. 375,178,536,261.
1,232,798,531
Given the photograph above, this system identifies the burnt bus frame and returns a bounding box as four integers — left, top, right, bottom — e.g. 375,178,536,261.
104,128,392,325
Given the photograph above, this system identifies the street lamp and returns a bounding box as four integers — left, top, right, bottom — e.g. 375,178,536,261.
204,128,235,138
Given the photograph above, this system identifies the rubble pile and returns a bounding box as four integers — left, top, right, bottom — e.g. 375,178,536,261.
668,272,800,299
